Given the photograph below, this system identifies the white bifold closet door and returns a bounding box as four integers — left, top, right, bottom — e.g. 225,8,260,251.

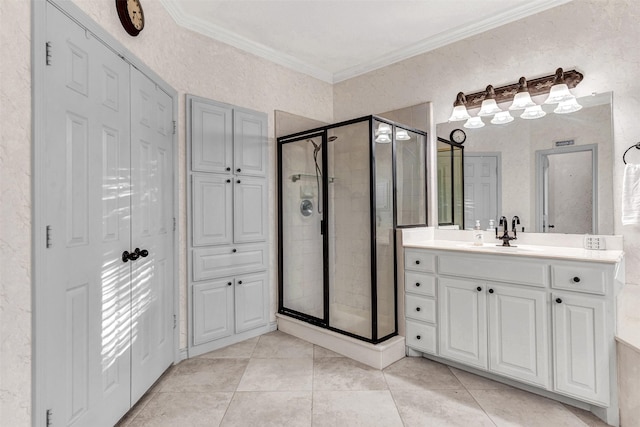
43,4,174,426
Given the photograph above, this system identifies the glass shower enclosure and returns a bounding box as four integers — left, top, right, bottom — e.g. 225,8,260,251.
278,116,427,343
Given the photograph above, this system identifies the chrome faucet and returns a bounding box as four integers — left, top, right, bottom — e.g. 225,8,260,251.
496,215,517,246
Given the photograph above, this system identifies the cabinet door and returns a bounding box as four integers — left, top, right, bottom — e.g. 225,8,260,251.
233,176,267,243
235,273,268,333
191,99,233,173
439,278,487,369
488,284,549,388
192,173,233,246
552,292,609,406
233,109,267,177
193,279,234,345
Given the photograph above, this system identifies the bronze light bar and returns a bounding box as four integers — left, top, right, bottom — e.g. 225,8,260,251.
454,68,584,109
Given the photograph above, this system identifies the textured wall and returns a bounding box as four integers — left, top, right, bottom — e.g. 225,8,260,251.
0,0,332,425
334,0,640,285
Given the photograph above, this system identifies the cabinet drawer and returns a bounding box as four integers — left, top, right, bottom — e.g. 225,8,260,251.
406,320,436,354
439,254,548,288
406,294,436,323
405,271,436,296
551,263,609,295
193,243,267,281
405,249,435,273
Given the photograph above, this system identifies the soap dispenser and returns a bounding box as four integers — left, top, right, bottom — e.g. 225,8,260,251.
473,220,484,246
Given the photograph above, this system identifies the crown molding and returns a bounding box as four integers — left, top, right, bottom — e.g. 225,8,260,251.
158,0,334,83
160,0,572,84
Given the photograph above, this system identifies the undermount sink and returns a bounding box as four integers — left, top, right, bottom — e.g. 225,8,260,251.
455,242,544,253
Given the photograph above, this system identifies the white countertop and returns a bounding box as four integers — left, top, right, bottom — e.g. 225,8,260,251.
404,239,624,264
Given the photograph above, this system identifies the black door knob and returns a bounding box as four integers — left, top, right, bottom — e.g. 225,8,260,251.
556,298,563,304
237,180,241,184
416,307,421,311
572,277,581,283
237,280,243,285
416,335,421,340
227,282,232,286
415,282,420,287
236,168,241,173
488,289,494,294
226,167,231,171
415,260,420,265
232,249,237,253
477,286,482,292
122,250,132,262
134,248,149,258
226,179,231,183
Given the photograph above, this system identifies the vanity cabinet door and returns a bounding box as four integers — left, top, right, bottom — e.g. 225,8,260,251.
552,292,609,406
488,284,550,388
235,272,268,334
439,278,487,369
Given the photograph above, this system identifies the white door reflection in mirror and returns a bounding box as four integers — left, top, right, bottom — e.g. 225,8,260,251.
464,153,501,230
537,145,596,234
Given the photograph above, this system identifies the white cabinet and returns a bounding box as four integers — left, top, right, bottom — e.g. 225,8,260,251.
188,95,270,354
404,247,623,426
439,277,487,369
552,291,608,405
488,284,549,388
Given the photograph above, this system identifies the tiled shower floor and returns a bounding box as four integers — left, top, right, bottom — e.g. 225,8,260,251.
116,330,609,426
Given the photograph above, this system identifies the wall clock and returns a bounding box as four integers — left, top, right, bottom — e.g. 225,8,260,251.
450,128,466,144
116,0,145,37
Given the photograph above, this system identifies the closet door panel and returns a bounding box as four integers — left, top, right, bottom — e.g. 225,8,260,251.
192,173,233,246
191,99,233,173
130,68,175,403
44,4,132,426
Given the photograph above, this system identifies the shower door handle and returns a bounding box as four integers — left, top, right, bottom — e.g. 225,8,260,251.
320,219,324,235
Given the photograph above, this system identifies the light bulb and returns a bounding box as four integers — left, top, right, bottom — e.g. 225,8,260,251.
464,117,485,129
520,105,547,120
491,111,514,125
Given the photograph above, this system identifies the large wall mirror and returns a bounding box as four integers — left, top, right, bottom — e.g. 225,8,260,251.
437,92,614,234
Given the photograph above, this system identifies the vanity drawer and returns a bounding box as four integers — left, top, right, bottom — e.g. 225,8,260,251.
406,320,437,354
193,243,267,281
405,271,436,297
406,294,436,323
551,263,609,295
438,254,548,288
405,249,436,273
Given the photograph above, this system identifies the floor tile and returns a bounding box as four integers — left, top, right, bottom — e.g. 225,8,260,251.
313,356,387,391
114,391,156,426
312,390,404,427
252,330,314,358
158,358,248,392
383,357,464,391
468,388,587,427
563,404,610,427
220,391,312,427
198,337,259,359
314,345,343,358
237,357,313,391
449,366,513,390
126,391,232,427
392,389,496,427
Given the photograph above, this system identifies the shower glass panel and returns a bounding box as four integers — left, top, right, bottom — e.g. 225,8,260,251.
280,134,325,321
396,128,427,227
328,121,372,339
373,120,395,339
278,116,427,343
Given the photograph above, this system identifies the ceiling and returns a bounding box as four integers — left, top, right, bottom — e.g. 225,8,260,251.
159,0,571,83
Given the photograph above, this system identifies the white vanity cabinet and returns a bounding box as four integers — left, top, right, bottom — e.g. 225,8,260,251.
403,245,624,425
188,95,270,355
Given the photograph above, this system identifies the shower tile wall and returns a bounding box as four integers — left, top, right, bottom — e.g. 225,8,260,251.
282,142,324,318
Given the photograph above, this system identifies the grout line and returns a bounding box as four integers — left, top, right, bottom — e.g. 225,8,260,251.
449,366,499,427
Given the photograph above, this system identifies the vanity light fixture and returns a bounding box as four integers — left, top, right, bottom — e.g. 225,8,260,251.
477,85,503,117
509,77,537,110
448,92,471,122
448,68,583,127
464,116,485,129
491,110,514,125
395,129,411,140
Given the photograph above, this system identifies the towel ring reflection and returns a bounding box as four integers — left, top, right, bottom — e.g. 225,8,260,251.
623,142,640,164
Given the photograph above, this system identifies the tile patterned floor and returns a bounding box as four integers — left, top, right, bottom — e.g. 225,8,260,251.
116,330,610,427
